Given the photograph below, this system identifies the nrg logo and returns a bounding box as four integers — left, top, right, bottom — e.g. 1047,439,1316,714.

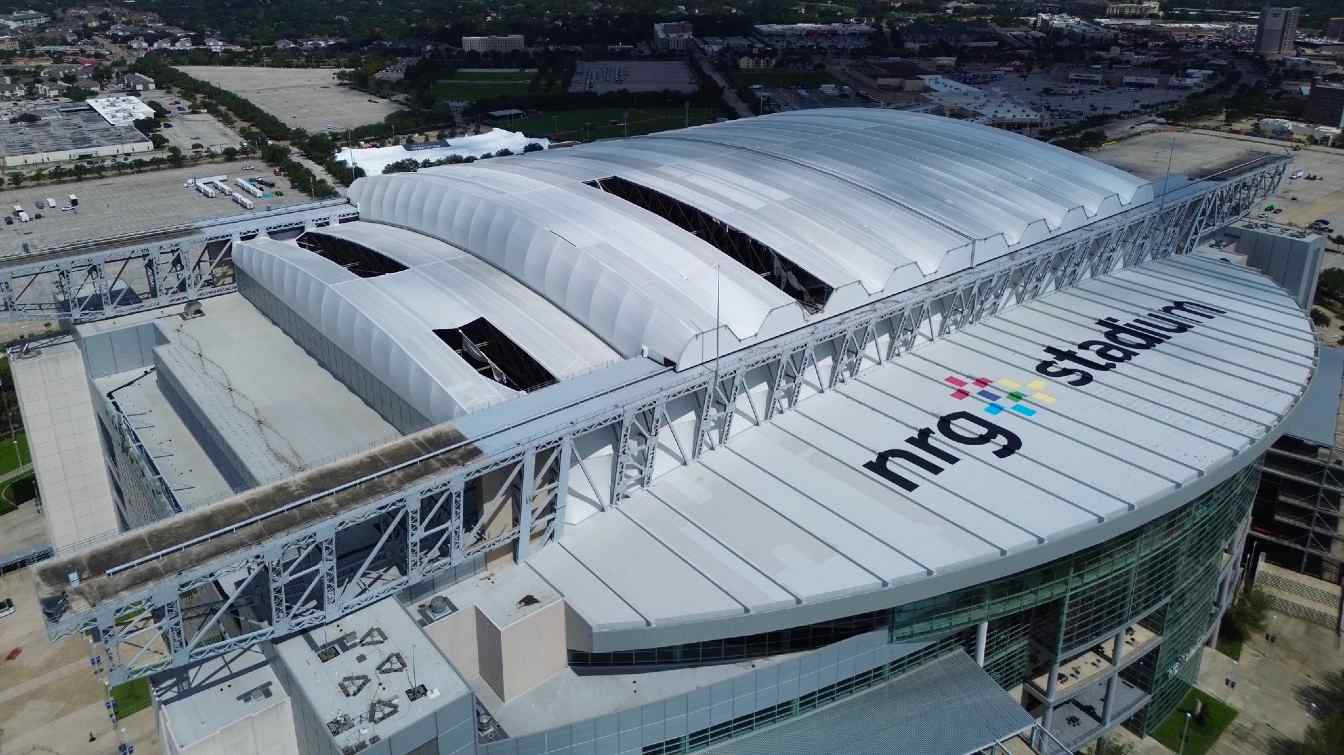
862,299,1225,493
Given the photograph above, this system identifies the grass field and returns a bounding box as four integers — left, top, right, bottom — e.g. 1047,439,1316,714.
433,70,534,102
731,69,838,89
0,432,28,475
110,678,154,719
1151,688,1239,755
501,107,721,142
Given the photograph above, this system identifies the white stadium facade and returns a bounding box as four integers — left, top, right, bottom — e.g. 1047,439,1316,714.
4,110,1310,755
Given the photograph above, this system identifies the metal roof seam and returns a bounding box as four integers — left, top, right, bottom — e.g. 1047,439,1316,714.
954,327,1270,438
844,369,1148,508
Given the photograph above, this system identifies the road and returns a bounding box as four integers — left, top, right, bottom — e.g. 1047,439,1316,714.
692,51,753,119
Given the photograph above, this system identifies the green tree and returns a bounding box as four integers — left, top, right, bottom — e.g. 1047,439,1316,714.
223,146,238,161
1219,589,1271,646
167,146,183,166
8,172,23,187
1300,713,1344,755
150,133,168,149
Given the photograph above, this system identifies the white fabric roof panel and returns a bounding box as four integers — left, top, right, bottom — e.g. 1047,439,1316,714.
350,110,1152,369
533,256,1316,650
233,227,619,424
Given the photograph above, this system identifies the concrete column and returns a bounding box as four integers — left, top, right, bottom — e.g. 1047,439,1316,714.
1103,630,1125,724
975,620,988,667
1103,674,1119,725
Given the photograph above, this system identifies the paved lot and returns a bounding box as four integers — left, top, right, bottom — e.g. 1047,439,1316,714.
0,163,311,255
985,70,1201,126
161,112,243,153
178,66,403,131
0,566,159,755
1092,129,1344,235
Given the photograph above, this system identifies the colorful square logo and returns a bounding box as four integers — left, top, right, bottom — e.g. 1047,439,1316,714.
945,375,1054,418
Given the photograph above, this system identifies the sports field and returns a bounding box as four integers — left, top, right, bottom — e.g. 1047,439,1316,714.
433,69,534,102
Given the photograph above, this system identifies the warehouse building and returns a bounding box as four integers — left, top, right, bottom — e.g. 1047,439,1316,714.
0,100,152,169
15,110,1309,755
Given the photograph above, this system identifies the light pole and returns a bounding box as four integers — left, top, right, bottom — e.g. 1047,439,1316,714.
1178,711,1192,755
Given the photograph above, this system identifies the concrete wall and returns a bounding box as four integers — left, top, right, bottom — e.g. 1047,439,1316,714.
1229,223,1323,310
238,269,432,434
476,598,568,701
2,139,153,168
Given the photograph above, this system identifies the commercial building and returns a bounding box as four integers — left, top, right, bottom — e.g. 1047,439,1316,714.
461,35,525,53
1106,2,1161,18
0,9,47,30
1330,18,1344,41
123,72,156,91
1307,83,1344,129
1255,6,1300,56
653,21,693,51
0,102,153,170
752,23,876,49
13,111,1304,755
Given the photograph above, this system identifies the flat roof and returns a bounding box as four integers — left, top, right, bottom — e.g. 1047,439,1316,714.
272,598,469,752
1281,344,1344,447
10,340,121,549
530,254,1315,650
0,105,149,157
86,96,154,127
155,646,296,751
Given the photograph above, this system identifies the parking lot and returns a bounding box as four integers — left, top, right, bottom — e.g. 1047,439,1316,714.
161,112,244,153
178,66,403,131
980,69,1203,126
0,163,311,254
1092,129,1343,236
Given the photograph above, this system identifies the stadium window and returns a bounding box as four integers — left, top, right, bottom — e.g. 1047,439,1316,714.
585,175,832,313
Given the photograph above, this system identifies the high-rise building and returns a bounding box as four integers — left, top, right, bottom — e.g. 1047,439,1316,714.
1329,17,1344,41
1255,6,1300,56
1307,83,1344,129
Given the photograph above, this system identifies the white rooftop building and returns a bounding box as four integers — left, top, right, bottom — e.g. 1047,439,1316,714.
17,110,1306,755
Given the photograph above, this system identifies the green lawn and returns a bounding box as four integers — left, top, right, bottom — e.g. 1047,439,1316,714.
0,432,28,475
433,70,534,101
731,69,838,89
1151,688,1239,755
110,677,153,718
500,107,721,142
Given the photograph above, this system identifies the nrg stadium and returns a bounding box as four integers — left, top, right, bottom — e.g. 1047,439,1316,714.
2,110,1312,755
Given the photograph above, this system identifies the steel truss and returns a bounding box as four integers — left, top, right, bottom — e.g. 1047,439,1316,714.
0,200,356,323
46,159,1285,684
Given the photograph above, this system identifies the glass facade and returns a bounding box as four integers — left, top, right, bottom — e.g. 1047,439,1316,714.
565,462,1257,752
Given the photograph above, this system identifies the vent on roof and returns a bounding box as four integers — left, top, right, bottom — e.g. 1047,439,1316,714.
435,318,555,392
585,175,832,313
297,231,407,278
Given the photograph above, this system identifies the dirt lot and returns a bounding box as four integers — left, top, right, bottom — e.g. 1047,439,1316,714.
178,66,403,131
0,162,311,255
0,566,159,755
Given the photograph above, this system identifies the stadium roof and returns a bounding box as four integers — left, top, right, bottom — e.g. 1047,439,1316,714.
528,254,1315,651
349,109,1153,370
235,222,619,422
